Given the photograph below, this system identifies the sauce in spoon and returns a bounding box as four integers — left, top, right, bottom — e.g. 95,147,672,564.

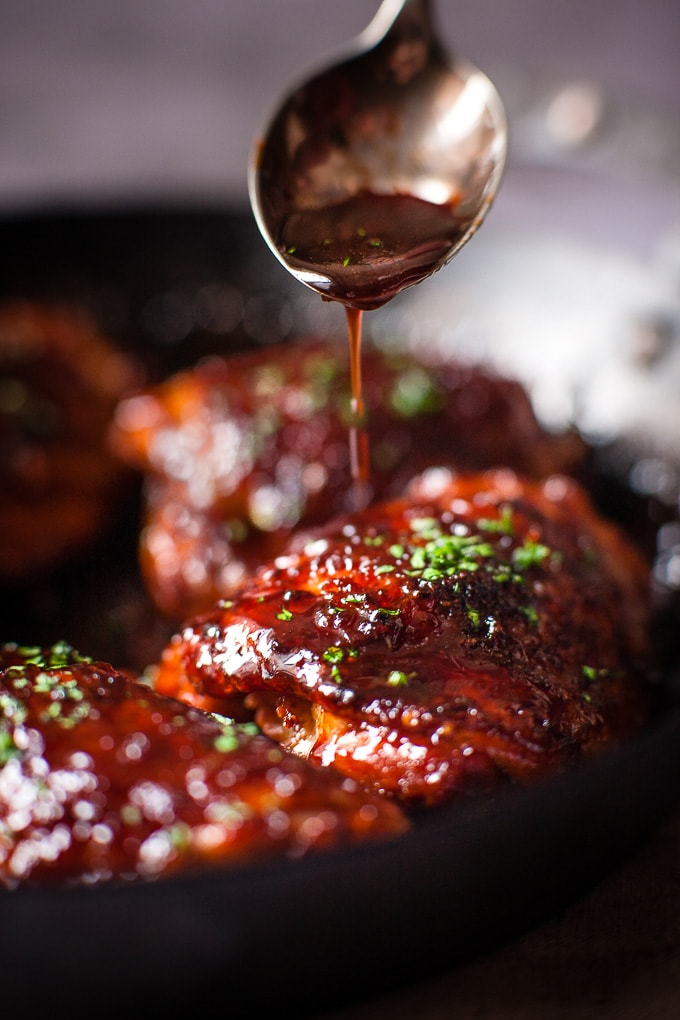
250,0,507,505
279,191,470,311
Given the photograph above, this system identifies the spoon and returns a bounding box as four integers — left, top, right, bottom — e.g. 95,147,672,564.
248,0,508,313
248,0,507,502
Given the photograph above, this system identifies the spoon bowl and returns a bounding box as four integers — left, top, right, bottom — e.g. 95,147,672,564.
249,0,508,310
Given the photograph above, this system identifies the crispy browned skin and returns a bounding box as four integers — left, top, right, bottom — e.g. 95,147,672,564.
156,469,653,807
0,642,407,888
110,340,584,618
0,302,143,578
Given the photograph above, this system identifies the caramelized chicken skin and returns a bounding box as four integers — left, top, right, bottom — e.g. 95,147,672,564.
0,302,142,578
156,468,653,807
110,339,585,619
0,642,407,888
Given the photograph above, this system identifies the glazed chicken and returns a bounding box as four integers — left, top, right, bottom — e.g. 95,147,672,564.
156,468,653,807
0,642,407,888
0,302,142,579
110,338,585,619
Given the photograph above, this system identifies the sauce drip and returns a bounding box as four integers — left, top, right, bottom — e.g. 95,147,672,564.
346,304,370,510
279,191,471,506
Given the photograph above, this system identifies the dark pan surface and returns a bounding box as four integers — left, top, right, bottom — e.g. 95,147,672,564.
0,203,678,1015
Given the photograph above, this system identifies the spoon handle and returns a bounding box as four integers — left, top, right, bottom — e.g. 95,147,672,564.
361,0,435,49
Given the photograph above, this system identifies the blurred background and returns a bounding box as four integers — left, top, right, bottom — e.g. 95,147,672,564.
1,0,678,211
1,0,679,492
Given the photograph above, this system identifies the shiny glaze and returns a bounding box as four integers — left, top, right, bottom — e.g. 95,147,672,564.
277,192,470,310
0,302,142,579
157,469,653,806
0,642,407,887
110,339,584,618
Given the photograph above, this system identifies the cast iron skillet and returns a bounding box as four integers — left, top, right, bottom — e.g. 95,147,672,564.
0,204,678,1015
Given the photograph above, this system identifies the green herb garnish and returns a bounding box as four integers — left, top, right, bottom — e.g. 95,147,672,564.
386,670,414,687
512,540,551,570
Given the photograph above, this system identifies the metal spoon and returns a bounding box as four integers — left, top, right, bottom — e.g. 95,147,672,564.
248,0,508,312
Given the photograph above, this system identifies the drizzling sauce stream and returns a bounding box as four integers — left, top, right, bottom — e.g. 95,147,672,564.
345,304,370,510
278,190,471,506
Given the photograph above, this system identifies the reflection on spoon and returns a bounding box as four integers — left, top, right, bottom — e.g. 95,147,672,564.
249,0,508,499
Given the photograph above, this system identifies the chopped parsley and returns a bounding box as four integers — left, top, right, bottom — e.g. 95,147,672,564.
581,665,609,682
0,643,97,739
389,368,443,418
477,504,515,536
322,645,358,683
406,532,494,580
512,540,551,570
212,716,260,753
409,517,439,540
7,641,91,670
520,605,540,625
386,669,414,687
